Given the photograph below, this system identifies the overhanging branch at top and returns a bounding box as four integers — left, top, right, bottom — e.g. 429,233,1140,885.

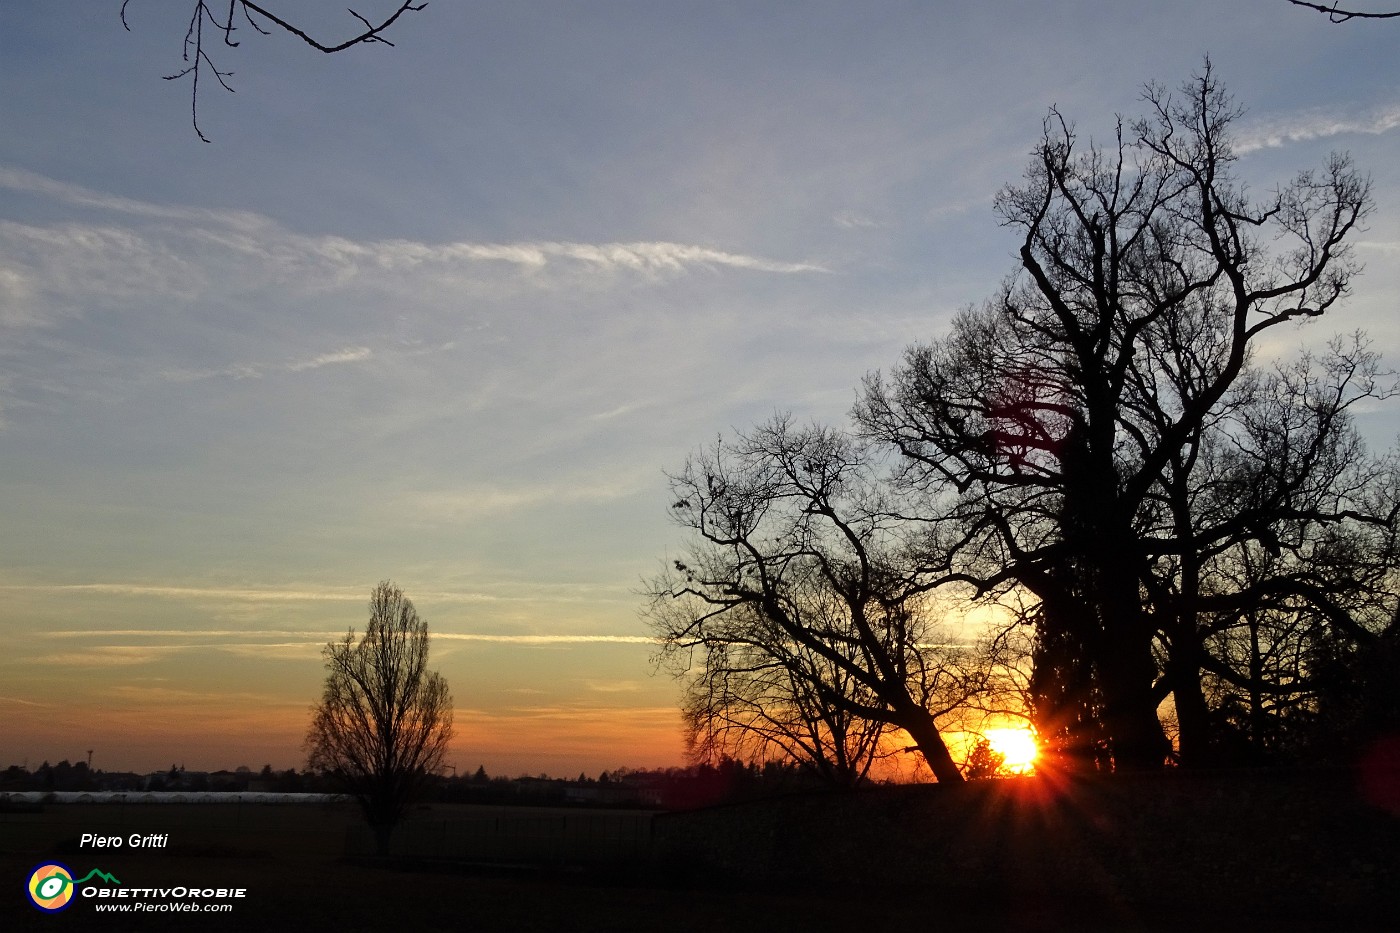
121,1,427,142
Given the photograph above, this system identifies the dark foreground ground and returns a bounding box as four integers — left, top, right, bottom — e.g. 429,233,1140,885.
4,768,1398,932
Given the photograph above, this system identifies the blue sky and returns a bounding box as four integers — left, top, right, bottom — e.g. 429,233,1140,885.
2,1,1399,776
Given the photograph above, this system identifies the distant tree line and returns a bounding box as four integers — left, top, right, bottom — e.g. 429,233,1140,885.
1,758,835,810
0,761,324,794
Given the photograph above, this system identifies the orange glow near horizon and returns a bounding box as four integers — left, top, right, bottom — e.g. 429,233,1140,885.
984,727,1039,774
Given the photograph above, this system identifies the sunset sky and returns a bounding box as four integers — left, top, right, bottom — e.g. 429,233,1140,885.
3,2,1400,778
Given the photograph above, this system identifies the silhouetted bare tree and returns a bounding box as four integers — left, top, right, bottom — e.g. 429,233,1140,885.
1146,336,1400,764
858,62,1381,770
647,416,1009,784
121,1,427,141
306,580,453,856
675,589,893,788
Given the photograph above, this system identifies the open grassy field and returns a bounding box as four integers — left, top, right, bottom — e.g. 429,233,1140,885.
4,773,1397,932
0,799,936,933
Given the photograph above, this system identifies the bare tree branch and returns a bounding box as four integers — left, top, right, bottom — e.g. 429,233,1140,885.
1287,1,1400,22
121,1,427,141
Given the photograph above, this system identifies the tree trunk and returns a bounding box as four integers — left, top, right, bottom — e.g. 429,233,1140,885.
1085,518,1171,771
1056,424,1168,771
372,822,394,857
1029,590,1107,771
899,705,964,784
1089,561,1169,770
1166,504,1215,769
1169,649,1215,768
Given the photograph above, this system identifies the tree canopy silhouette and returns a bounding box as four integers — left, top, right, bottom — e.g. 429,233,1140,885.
647,416,1025,784
858,61,1392,769
306,580,453,855
654,63,1396,781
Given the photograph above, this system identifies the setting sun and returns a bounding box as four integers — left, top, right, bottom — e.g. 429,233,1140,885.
985,728,1039,774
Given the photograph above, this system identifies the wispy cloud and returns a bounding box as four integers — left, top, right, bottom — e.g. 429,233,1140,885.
104,684,294,707
0,165,826,325
158,346,373,383
833,210,880,229
3,584,368,602
1236,102,1400,153
0,166,266,230
398,473,647,521
287,346,372,371
474,705,677,724
222,643,327,661
3,584,511,603
40,628,342,638
351,239,828,275
6,580,630,606
587,401,654,422
0,219,206,327
26,633,325,664
31,647,179,666
435,634,655,645
37,628,654,646
0,694,52,707
583,679,645,692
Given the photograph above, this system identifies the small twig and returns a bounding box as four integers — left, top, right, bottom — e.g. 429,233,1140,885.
158,2,236,142
241,2,271,37
222,0,239,46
